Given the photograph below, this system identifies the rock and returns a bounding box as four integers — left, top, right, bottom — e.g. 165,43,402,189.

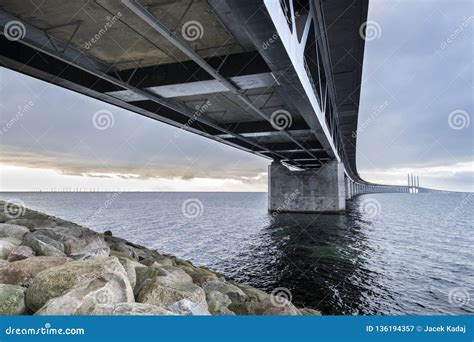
202,279,247,307
0,223,30,240
117,256,145,289
25,256,127,311
175,259,194,268
0,260,8,268
152,255,175,267
134,266,192,296
35,272,134,315
4,219,35,230
180,266,217,285
89,302,175,316
156,266,193,283
106,237,156,261
126,244,160,261
104,230,113,236
135,266,167,296
140,255,175,267
22,231,65,257
299,308,322,315
0,256,71,287
7,245,35,262
214,307,236,315
0,237,21,259
50,226,110,260
137,276,206,308
0,284,27,315
167,299,210,316
206,290,231,314
11,209,58,228
0,213,11,223
109,243,139,260
236,283,269,303
245,297,301,316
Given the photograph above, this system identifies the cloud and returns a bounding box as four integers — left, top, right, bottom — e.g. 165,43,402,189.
0,144,267,185
356,0,473,186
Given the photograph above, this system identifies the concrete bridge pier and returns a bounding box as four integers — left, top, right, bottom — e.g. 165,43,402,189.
268,160,346,214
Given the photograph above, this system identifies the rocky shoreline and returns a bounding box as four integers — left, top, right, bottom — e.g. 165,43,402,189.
0,200,321,316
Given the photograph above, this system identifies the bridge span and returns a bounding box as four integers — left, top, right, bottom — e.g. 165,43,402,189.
0,0,435,212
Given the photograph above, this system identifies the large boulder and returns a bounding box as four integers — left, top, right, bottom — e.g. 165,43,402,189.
25,256,127,311
214,307,236,315
89,302,175,316
117,256,145,289
50,226,109,260
141,255,175,267
4,219,35,230
0,224,30,240
135,266,167,296
0,213,11,223
134,266,192,296
157,266,193,283
167,298,210,316
0,237,21,260
35,272,134,315
205,290,231,314
0,284,27,315
106,236,159,261
22,231,65,257
137,276,206,308
202,279,247,307
244,297,301,316
0,256,71,287
236,283,269,303
109,243,139,260
180,265,218,285
299,308,322,315
7,246,35,262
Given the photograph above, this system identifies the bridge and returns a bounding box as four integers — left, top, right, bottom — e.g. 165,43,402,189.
0,0,438,212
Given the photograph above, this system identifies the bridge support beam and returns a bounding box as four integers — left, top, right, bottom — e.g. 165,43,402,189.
268,160,346,213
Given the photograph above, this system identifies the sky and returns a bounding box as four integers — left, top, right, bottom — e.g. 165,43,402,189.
0,0,473,192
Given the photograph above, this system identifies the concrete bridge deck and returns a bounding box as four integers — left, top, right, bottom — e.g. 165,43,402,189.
0,0,437,212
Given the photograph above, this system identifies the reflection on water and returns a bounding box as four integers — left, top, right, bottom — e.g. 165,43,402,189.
1,192,472,315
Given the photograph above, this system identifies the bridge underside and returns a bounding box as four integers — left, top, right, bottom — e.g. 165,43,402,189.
0,0,374,212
